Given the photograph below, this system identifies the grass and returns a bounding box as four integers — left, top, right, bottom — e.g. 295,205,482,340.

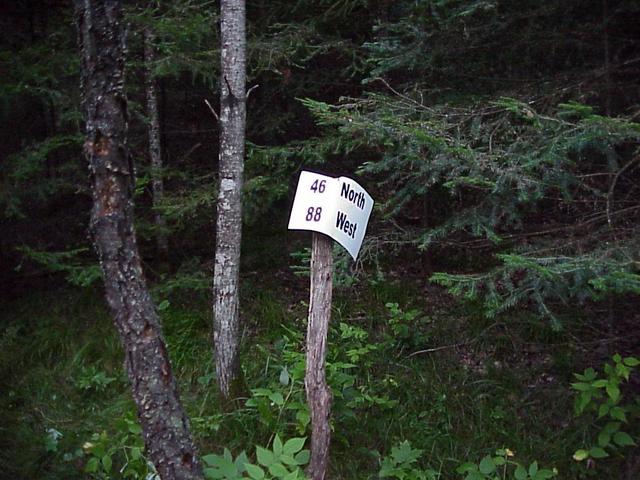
0,262,637,479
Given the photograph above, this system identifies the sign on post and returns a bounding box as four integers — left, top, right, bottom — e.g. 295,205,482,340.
288,171,374,260
289,170,374,479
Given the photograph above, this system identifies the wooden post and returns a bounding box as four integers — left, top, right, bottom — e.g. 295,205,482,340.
305,232,333,480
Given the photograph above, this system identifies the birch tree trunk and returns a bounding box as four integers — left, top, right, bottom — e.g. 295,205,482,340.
76,2,202,478
144,26,169,257
213,0,246,402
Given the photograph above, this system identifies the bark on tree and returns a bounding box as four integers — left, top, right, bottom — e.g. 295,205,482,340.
144,26,169,257
305,233,333,480
213,0,246,402
76,2,203,479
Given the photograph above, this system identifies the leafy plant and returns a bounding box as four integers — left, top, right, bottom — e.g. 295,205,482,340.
571,355,639,468
456,449,557,480
202,434,309,480
379,440,439,480
385,302,431,348
44,428,63,453
75,366,117,393
81,413,152,479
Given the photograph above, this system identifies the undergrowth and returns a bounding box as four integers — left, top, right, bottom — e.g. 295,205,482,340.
0,270,638,479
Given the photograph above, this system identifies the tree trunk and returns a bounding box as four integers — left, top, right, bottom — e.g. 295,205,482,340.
213,0,246,402
144,26,169,258
76,2,203,479
305,233,333,480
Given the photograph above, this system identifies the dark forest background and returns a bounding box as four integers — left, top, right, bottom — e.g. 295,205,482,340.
1,1,639,479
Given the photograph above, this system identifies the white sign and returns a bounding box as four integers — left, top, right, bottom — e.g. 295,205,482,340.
288,171,374,260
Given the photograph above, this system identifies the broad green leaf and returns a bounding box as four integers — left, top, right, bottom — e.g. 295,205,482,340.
273,434,283,457
245,463,265,480
102,455,112,473
294,449,310,466
202,454,223,467
128,422,142,434
573,449,589,461
610,406,627,422
589,447,609,459
296,410,310,429
379,462,398,478
283,469,300,480
570,382,591,391
222,460,238,478
456,462,477,474
268,462,289,477
85,457,99,473
279,367,290,386
479,455,496,475
598,431,611,447
252,388,273,397
598,404,610,418
528,461,538,478
223,448,233,463
279,454,297,466
606,383,620,402
203,467,224,479
130,447,142,461
390,440,422,465
574,392,591,415
603,422,621,434
464,472,484,480
269,391,285,406
613,431,636,447
615,362,630,380
514,464,527,480
256,446,275,467
535,469,556,479
623,356,639,367
283,437,306,456
235,451,249,472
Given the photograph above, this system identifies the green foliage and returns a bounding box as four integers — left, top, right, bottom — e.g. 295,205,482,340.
244,143,296,224
289,244,367,288
571,355,639,471
385,302,431,347
45,428,64,453
202,434,309,480
152,259,210,297
379,440,439,479
244,320,396,440
81,413,151,479
1,134,84,218
128,1,218,85
75,366,117,394
301,91,640,328
430,252,640,330
456,449,557,480
3,1,640,479
17,246,102,287
155,173,217,229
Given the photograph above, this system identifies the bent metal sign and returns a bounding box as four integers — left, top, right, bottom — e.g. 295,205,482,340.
288,171,374,260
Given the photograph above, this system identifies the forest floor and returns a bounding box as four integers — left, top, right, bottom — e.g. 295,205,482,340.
1,234,639,480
